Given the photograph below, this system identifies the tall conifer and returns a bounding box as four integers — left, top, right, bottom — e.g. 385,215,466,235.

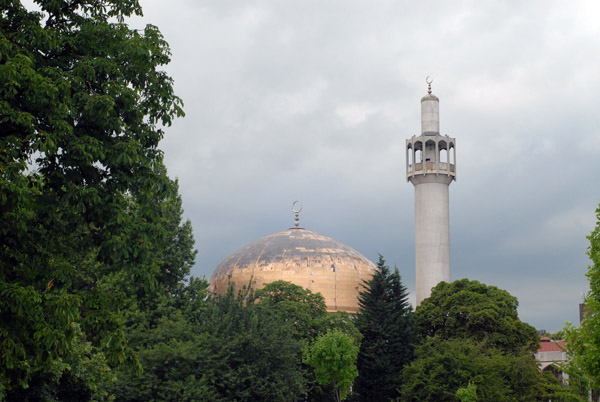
354,255,417,401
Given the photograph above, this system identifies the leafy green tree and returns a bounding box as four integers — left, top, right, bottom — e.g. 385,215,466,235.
114,179,197,310
416,279,539,353
254,280,327,312
108,281,309,402
354,255,417,401
304,329,359,402
401,338,551,402
197,286,308,401
252,280,362,401
317,311,363,345
1,0,185,396
252,280,327,340
403,280,581,402
456,382,478,402
4,328,116,402
566,203,600,392
105,279,215,402
1,176,195,400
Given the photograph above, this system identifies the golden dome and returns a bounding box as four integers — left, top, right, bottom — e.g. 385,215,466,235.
209,227,376,313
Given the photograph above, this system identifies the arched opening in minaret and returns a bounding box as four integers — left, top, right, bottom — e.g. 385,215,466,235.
449,142,455,167
425,140,436,171
407,144,413,166
439,140,448,163
414,141,423,164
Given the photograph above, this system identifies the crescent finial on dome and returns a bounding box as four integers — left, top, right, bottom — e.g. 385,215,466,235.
292,201,303,227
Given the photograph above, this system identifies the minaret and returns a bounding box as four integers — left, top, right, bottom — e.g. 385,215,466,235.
406,78,456,306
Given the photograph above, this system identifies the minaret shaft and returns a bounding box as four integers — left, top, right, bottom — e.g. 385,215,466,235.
413,176,452,306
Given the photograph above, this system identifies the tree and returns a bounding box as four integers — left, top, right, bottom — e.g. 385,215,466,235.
104,279,215,402
401,338,552,402
1,0,185,396
416,279,539,353
403,279,577,402
3,328,116,402
253,280,327,313
566,202,600,392
353,255,418,401
197,286,308,401
108,281,309,402
252,281,361,401
456,382,478,402
252,280,327,341
304,329,359,402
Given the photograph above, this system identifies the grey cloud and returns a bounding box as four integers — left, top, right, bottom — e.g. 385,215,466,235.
135,0,600,331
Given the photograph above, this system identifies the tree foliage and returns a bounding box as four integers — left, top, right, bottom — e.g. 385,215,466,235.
1,0,186,396
304,329,359,402
456,382,478,402
354,255,417,401
566,203,600,391
416,279,539,353
196,287,308,401
402,279,568,402
401,338,551,402
105,279,212,402
109,281,316,402
252,280,327,341
252,280,361,401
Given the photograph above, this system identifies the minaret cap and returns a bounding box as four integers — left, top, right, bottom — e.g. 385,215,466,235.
420,76,439,135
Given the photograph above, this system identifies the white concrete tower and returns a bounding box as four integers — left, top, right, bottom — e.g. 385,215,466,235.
406,78,456,306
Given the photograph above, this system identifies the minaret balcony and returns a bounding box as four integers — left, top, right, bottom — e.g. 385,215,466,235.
407,162,456,178
406,134,456,180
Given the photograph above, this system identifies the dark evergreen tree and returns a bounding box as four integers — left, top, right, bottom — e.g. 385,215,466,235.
354,255,418,402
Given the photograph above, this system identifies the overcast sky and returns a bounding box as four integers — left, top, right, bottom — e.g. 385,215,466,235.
124,0,600,331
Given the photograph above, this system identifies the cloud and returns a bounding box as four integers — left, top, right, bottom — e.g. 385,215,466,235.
336,103,379,127
501,206,596,255
34,0,598,331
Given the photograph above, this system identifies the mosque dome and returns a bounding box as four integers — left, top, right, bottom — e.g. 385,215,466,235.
209,227,376,313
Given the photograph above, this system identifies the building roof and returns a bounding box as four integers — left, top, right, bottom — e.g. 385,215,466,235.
209,227,376,313
538,337,567,353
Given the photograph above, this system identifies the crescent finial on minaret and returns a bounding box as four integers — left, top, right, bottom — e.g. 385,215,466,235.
426,76,433,95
